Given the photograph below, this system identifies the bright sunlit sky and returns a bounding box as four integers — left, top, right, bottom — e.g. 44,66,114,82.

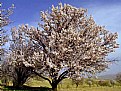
1,0,121,75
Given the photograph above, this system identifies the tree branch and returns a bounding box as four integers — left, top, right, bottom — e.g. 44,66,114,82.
33,71,52,85
56,70,69,84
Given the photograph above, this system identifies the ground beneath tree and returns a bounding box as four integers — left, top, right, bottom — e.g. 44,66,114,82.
3,85,52,91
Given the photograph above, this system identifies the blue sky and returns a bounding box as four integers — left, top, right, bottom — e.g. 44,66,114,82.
1,0,121,75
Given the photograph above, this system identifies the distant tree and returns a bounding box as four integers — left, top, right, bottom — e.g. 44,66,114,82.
110,80,116,87
98,80,111,87
116,73,121,84
87,80,92,87
22,3,119,91
72,75,84,88
86,76,94,87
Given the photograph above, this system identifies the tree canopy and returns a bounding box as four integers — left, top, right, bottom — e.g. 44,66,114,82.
0,3,119,91
9,3,119,91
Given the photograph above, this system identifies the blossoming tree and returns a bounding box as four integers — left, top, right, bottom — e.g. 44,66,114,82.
6,25,36,87
0,2,14,85
4,3,119,91
0,2,14,59
22,3,119,91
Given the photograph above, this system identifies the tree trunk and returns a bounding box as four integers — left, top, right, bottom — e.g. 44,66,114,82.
51,83,58,91
33,70,68,91
12,75,28,88
13,79,24,88
13,81,21,88
12,64,33,88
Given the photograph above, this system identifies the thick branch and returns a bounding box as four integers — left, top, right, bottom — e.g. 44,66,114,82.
33,71,52,85
56,70,69,84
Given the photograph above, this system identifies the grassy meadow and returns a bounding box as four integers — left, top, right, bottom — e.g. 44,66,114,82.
27,78,121,91
1,77,120,91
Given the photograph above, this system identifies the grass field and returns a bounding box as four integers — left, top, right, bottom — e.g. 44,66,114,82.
1,78,121,91
23,78,121,91
59,87,121,91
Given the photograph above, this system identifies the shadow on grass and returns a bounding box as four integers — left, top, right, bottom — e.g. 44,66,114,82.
3,85,52,91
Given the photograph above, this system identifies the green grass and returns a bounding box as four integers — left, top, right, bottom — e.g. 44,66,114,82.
58,87,121,91
1,78,121,91
25,78,51,88
24,78,121,91
56,79,121,91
